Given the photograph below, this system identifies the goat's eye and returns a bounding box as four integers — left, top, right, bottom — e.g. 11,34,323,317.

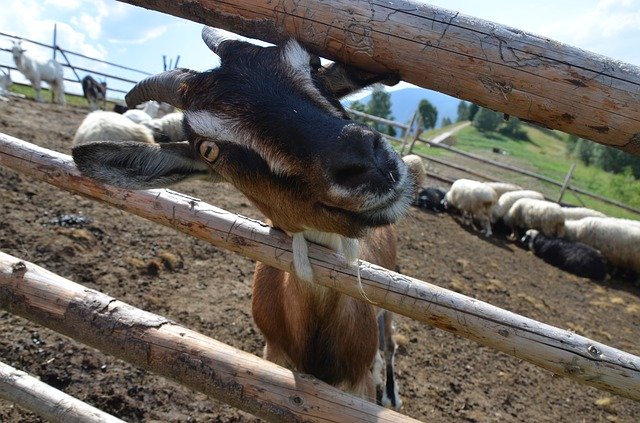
197,139,220,163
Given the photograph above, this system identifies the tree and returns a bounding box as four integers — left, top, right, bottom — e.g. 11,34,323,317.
498,116,529,141
472,107,502,132
441,116,453,127
418,99,438,131
365,86,396,136
456,101,469,122
468,103,480,121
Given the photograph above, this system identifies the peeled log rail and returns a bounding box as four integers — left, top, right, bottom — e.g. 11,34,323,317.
1,134,639,402
0,361,125,423
0,253,413,423
117,0,640,154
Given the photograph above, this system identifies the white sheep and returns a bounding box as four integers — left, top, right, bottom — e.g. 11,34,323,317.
505,198,565,239
73,111,154,146
560,207,606,221
444,179,498,236
11,40,65,105
485,182,522,197
491,189,545,224
143,112,186,143
564,217,640,274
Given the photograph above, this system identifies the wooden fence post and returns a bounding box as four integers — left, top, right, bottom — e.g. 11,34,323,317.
557,163,577,203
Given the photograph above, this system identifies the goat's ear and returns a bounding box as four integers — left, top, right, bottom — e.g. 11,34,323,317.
72,141,216,189
319,62,400,98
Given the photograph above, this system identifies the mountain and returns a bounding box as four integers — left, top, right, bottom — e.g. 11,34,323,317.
349,87,462,128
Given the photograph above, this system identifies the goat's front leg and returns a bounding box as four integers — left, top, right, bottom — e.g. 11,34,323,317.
320,62,400,99
376,309,402,409
32,77,43,102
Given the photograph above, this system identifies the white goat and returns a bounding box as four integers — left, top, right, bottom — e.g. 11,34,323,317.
124,100,175,123
11,40,65,105
143,112,186,143
444,179,498,236
505,198,565,239
564,217,640,274
73,111,154,146
0,69,11,98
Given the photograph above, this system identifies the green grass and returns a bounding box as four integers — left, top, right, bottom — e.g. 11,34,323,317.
9,83,119,109
409,123,640,219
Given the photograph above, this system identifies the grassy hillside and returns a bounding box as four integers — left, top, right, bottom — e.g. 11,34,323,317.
8,83,119,109
409,123,640,220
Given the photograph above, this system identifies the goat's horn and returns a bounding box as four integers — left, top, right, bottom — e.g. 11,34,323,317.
125,68,197,109
201,26,230,56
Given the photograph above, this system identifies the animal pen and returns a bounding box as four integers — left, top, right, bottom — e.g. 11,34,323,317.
1,0,640,421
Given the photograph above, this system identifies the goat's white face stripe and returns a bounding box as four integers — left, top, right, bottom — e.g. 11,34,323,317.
185,110,297,176
281,40,344,118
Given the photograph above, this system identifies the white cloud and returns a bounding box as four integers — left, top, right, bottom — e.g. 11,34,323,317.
107,25,170,45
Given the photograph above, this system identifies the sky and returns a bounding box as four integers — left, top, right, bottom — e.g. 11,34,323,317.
1,0,639,99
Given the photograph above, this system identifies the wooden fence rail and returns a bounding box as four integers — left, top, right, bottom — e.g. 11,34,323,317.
0,252,411,423
117,0,640,154
1,132,639,402
0,361,125,423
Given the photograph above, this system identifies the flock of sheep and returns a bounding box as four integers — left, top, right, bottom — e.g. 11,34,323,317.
416,178,640,282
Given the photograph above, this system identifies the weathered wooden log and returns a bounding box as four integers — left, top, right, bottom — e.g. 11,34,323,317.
0,252,414,423
0,361,125,423
1,133,640,402
117,0,640,154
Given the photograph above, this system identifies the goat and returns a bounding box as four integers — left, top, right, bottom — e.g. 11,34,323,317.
72,26,409,406
82,75,107,111
0,68,11,98
416,187,447,212
73,111,155,145
520,229,608,281
11,40,65,105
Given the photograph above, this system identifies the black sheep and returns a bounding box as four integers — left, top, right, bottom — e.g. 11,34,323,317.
416,187,448,212
520,229,608,281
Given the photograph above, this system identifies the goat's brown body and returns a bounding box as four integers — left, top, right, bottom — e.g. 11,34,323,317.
252,225,397,398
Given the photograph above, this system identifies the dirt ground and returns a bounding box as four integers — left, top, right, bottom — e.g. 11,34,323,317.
1,97,639,422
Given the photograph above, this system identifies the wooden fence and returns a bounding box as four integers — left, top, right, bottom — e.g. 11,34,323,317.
0,30,148,99
1,133,639,422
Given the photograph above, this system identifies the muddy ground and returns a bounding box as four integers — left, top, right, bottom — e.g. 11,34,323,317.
0,97,639,422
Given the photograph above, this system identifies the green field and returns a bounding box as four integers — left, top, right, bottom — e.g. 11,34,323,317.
8,83,119,109
407,123,640,220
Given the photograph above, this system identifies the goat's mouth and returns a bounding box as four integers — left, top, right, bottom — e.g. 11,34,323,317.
318,181,412,227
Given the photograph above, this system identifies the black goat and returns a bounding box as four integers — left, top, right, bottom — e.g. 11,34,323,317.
520,229,608,281
81,75,107,110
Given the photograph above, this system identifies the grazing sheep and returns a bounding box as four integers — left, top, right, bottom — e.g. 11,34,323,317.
444,179,498,236
416,187,447,212
560,206,606,221
491,189,545,224
521,229,608,281
81,75,107,111
505,198,565,239
11,40,65,105
485,182,522,197
143,112,186,143
564,217,640,275
73,111,154,146
124,100,175,123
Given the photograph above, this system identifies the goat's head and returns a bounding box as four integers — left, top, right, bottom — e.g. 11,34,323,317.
11,40,25,61
73,27,412,238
